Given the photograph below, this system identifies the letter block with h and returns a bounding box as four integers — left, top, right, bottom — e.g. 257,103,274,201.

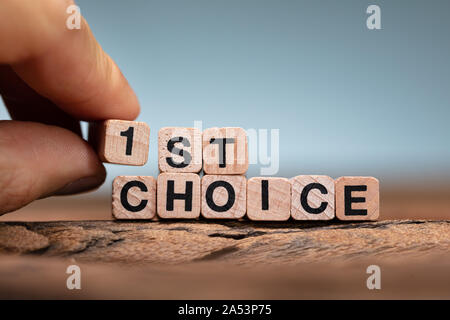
157,173,201,219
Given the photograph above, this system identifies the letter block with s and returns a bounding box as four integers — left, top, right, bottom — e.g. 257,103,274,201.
112,176,156,219
158,127,202,173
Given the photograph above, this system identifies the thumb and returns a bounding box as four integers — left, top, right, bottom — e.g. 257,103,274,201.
0,120,106,215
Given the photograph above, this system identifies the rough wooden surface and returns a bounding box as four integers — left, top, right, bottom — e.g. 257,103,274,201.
0,219,449,299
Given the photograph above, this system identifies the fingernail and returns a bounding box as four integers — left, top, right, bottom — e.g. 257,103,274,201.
54,176,104,196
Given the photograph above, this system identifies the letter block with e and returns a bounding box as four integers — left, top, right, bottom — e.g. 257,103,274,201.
112,176,157,219
335,176,379,221
158,127,202,173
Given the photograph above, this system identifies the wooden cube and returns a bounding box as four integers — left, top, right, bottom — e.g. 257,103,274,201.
158,127,202,173
291,175,335,220
202,127,248,175
201,175,246,219
112,176,156,219
90,120,150,166
157,173,201,219
335,176,379,221
247,177,291,221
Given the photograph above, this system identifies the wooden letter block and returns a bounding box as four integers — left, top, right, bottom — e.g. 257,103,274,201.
157,173,201,219
335,176,379,221
112,176,156,219
247,177,291,221
202,127,248,175
201,175,246,219
290,175,335,221
158,127,202,173
90,120,150,166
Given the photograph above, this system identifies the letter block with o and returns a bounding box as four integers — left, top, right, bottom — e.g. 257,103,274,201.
201,175,247,219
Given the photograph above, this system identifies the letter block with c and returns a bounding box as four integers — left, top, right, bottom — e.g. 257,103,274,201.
112,176,156,219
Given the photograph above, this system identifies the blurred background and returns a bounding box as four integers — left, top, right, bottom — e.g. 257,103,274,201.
1,0,449,221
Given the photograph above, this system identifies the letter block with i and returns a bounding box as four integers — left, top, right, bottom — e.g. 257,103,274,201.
290,175,335,220
112,176,157,219
158,127,202,173
90,120,150,166
202,127,248,175
157,173,201,219
335,176,379,221
247,177,291,221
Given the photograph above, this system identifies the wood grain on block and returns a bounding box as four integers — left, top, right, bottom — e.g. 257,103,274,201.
290,175,335,221
247,177,291,221
202,127,248,175
158,127,202,173
157,173,201,219
335,176,379,221
112,176,156,220
201,175,247,219
90,120,150,166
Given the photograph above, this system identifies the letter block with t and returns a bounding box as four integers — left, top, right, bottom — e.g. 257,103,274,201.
112,176,156,219
90,120,150,166
201,175,246,219
247,177,291,221
158,127,202,173
335,176,379,221
202,127,248,175
290,175,335,220
157,173,201,219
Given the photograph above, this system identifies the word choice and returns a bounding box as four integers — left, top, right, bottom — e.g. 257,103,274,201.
89,120,379,221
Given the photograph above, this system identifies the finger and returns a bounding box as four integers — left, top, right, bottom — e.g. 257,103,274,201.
0,120,106,216
0,0,140,121
0,65,81,135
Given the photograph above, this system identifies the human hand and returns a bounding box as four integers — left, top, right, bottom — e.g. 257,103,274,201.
0,0,140,215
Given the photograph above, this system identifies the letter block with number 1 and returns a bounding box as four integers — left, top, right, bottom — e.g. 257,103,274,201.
90,120,150,166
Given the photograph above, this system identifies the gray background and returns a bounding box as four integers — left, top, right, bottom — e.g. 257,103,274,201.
1,0,449,195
